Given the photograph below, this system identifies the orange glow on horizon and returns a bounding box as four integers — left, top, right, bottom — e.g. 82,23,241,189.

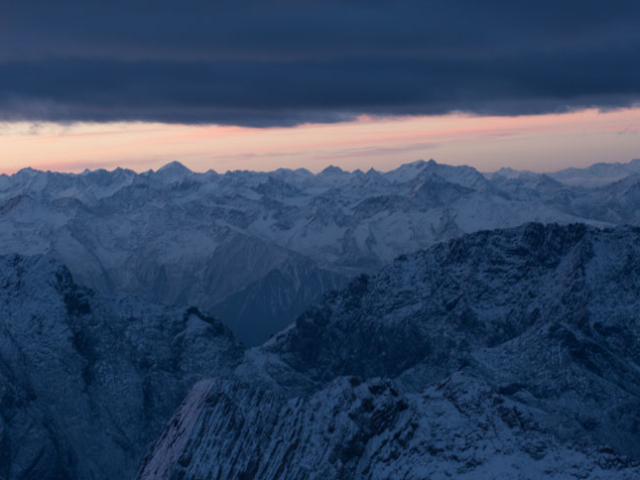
1,108,639,175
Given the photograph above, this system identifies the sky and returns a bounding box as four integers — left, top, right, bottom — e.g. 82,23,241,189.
1,1,639,174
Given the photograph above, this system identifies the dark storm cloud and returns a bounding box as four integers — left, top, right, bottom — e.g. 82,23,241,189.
1,0,639,126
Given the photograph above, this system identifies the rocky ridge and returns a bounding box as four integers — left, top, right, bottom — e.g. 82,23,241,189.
138,224,640,479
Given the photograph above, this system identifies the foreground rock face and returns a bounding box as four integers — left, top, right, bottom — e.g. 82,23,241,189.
0,255,243,480
138,224,640,479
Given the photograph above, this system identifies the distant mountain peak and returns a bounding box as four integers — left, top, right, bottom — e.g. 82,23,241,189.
403,159,435,169
15,167,39,176
157,161,192,175
320,165,344,175
494,167,520,176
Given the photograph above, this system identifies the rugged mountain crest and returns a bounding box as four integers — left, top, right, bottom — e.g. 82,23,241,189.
138,224,640,479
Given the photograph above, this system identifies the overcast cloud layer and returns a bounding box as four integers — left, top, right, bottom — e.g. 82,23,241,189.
1,1,639,126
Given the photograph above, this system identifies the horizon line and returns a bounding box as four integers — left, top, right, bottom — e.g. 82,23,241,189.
3,157,640,178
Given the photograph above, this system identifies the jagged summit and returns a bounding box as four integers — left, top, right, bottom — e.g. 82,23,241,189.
398,158,434,168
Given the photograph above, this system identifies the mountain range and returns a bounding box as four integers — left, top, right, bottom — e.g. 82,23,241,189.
2,159,640,346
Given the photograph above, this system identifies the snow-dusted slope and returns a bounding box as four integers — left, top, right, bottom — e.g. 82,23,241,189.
549,159,640,187
138,224,640,479
1,160,639,345
0,254,243,480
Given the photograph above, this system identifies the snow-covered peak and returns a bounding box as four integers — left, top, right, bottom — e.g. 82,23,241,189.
549,159,640,187
488,166,538,179
154,161,193,183
384,159,489,190
157,160,191,174
15,166,40,177
384,158,432,182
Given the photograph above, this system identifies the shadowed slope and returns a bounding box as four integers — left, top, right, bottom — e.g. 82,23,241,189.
139,224,640,479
